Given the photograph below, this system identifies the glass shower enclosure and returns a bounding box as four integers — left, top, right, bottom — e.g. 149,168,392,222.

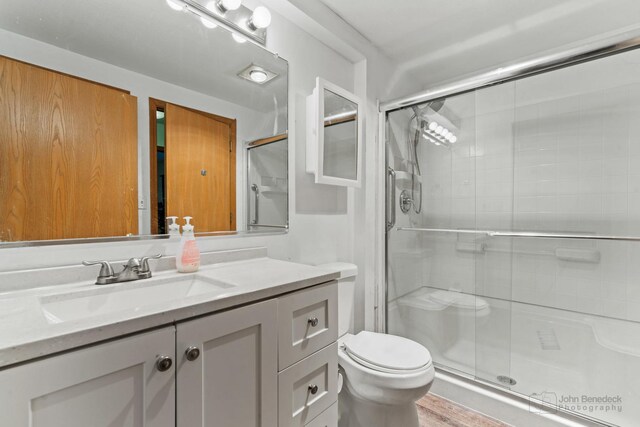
385,42,640,426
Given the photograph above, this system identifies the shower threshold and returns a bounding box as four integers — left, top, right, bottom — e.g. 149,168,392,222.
431,367,612,427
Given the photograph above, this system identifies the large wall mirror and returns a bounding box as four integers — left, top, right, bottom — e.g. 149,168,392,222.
0,0,288,246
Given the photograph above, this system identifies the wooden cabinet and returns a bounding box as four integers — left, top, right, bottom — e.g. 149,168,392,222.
176,299,278,427
0,281,339,427
0,327,175,427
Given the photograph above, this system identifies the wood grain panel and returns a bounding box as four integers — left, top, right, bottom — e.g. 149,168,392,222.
165,102,235,232
0,56,138,241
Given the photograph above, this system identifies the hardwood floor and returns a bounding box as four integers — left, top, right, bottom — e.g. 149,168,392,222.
417,394,512,427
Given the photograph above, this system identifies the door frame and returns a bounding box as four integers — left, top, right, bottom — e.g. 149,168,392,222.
149,98,237,234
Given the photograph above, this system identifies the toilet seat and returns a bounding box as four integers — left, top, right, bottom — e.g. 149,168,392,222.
342,331,432,374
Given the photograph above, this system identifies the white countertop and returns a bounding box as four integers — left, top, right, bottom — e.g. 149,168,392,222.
0,256,339,368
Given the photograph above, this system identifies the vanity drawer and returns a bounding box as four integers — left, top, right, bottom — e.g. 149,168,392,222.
305,402,338,427
278,281,338,370
278,342,338,427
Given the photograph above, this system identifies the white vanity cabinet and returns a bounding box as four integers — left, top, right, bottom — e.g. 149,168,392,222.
176,299,278,427
0,280,339,427
0,327,176,427
277,282,339,427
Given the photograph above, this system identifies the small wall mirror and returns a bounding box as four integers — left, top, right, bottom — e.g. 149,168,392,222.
306,78,363,187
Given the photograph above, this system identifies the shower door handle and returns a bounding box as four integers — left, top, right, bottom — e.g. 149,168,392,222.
251,184,259,225
386,167,396,231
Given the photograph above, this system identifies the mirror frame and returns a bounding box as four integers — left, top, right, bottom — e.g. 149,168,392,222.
306,77,363,188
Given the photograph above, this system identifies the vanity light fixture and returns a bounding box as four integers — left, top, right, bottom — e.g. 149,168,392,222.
238,64,278,84
165,0,270,45
247,6,271,30
200,16,218,28
232,33,247,43
166,0,186,11
215,0,242,13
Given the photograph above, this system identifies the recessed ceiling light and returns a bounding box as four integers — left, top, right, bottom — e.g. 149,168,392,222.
238,64,278,85
249,70,268,83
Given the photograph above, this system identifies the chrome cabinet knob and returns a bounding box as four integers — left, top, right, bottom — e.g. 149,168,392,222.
308,317,319,327
185,346,201,361
156,355,173,372
308,384,319,395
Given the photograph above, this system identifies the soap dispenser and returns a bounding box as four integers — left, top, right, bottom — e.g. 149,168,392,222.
167,216,181,240
176,216,200,273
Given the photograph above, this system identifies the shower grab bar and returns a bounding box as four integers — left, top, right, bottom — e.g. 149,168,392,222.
396,227,640,242
386,167,396,231
248,223,288,229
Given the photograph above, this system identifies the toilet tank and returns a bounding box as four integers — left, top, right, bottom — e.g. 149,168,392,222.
316,262,358,337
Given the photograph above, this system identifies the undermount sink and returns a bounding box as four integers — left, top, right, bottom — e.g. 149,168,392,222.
39,275,234,324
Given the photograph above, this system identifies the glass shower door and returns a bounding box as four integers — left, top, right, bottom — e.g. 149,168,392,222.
385,90,502,380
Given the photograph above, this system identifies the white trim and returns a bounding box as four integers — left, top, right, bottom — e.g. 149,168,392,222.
375,109,387,332
306,77,364,188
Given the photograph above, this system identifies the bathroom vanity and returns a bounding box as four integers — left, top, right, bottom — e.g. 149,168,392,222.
0,249,339,427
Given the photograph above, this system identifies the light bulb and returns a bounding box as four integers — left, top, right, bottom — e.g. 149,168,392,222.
200,16,218,28
249,6,271,29
232,33,247,43
218,0,241,11
450,136,457,143
436,125,444,135
249,70,268,83
166,0,184,11
428,121,438,131
442,128,450,137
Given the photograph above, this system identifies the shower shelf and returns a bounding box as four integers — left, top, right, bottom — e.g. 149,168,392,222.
396,227,640,242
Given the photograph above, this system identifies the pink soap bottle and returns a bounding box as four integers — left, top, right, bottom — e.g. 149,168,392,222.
176,216,200,273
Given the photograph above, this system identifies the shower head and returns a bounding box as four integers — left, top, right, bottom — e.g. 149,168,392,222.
429,99,445,113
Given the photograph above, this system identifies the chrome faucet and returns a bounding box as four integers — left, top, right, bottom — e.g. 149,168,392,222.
83,254,162,285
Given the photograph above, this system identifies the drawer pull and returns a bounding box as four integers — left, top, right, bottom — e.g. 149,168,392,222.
308,317,319,327
156,355,173,372
185,346,200,361
308,384,319,395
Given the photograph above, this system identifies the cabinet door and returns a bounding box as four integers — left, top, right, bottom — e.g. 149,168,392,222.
0,327,175,427
177,299,278,427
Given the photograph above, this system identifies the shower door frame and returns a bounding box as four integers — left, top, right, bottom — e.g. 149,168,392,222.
377,27,640,425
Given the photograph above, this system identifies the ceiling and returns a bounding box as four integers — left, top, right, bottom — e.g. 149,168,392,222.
0,0,287,112
318,0,640,89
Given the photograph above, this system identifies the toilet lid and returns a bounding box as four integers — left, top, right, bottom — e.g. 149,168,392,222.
343,331,432,373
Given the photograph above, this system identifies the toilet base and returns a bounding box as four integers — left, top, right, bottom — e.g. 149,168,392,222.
338,389,420,427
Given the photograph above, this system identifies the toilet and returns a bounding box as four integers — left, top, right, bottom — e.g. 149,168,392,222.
318,263,435,427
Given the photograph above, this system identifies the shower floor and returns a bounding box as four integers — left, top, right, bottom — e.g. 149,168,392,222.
417,394,511,426
390,286,640,426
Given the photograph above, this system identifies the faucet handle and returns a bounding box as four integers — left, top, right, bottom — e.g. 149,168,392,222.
82,260,115,278
139,254,162,273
